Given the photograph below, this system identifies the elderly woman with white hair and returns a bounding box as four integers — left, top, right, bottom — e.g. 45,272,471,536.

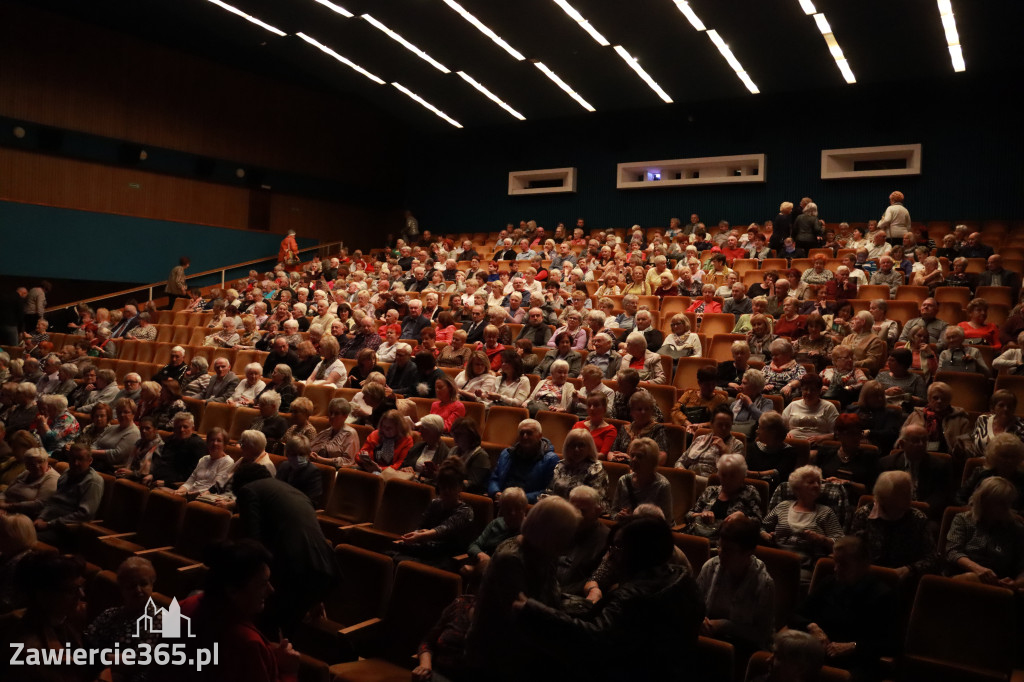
685,454,763,542
307,335,348,388
841,310,886,374
762,465,843,576
611,437,673,521
32,394,80,455
526,359,577,418
676,405,744,477
257,363,298,412
227,362,267,407
730,368,775,436
251,391,289,454
0,448,59,517
545,429,609,500
549,309,587,350
619,331,666,384
944,476,1024,588
180,356,211,398
937,325,990,376
203,316,240,348
848,470,939,580
660,313,702,359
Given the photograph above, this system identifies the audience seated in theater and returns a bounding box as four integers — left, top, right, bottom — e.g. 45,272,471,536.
790,535,895,679
393,459,474,570
78,368,120,414
88,397,139,473
85,557,162,679
0,552,87,666
33,394,80,456
897,297,947,346
355,408,413,474
959,297,1001,349
944,475,1024,589
34,443,104,547
488,419,557,503
849,470,939,580
619,331,665,384
696,516,775,657
746,412,797,493
516,515,702,682
875,348,927,410
526,359,577,419
686,455,764,546
762,465,843,578
0,513,37,613
877,423,952,523
903,381,971,459
544,429,608,501
466,497,580,677
200,357,239,403
0,447,58,518
957,432,1024,511
609,438,672,521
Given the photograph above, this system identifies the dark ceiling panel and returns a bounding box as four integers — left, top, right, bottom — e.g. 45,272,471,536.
11,0,1024,131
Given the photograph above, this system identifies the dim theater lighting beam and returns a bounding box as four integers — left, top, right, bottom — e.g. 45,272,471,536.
311,0,353,18
391,82,463,128
296,32,386,84
456,71,526,120
533,62,595,112
203,0,285,36
361,14,450,73
442,0,525,61
613,46,672,103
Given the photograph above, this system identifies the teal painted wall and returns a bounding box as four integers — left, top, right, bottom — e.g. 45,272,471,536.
0,201,317,284
406,77,1024,233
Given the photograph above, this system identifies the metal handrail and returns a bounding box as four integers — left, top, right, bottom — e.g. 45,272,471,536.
45,241,343,313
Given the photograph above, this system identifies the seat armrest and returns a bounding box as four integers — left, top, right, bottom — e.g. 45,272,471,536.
98,532,136,540
135,546,175,555
338,522,373,531
176,563,207,573
339,617,382,637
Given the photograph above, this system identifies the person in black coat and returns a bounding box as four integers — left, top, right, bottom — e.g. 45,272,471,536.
975,255,1021,303
462,305,488,345
262,337,299,377
769,202,795,252
233,459,338,637
386,345,419,397
147,413,207,488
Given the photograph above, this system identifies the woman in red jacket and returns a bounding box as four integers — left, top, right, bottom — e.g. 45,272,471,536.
356,409,414,472
278,230,299,264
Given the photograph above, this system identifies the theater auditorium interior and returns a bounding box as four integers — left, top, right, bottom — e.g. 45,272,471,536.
1,0,1024,680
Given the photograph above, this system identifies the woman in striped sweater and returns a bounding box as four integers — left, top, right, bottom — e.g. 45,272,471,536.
761,465,844,579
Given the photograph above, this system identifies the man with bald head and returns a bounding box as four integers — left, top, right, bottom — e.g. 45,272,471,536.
898,298,948,345
516,307,553,346
870,255,904,297
976,254,1021,301
959,232,994,260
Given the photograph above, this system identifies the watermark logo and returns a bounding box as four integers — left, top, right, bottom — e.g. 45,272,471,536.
11,596,217,671
134,597,194,639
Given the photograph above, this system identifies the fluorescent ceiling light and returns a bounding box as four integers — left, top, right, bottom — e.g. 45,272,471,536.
296,32,385,84
806,11,856,84
704,32,760,94
613,46,672,103
203,0,285,36
936,1,965,71
813,13,831,34
391,82,463,128
442,0,525,61
798,0,817,15
534,62,595,112
457,71,526,120
553,0,610,46
672,1,706,31
362,14,450,73
311,0,353,18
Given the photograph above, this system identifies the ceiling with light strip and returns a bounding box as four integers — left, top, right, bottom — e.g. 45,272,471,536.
15,0,1022,130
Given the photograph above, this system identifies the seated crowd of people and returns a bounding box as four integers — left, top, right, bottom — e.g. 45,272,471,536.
1,199,1022,681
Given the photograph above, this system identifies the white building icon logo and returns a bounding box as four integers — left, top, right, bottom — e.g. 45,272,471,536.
133,597,195,638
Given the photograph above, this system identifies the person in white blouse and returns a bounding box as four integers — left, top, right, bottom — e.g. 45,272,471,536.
878,190,911,241
781,374,838,443
228,363,266,407
455,351,498,404
175,427,233,496
868,299,900,348
487,354,532,408
660,314,703,359
306,335,348,388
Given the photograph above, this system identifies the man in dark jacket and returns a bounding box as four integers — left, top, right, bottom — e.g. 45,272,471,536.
148,411,207,488
274,435,325,507
233,460,338,636
262,336,299,377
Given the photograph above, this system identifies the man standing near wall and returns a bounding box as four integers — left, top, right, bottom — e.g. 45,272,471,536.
163,256,190,310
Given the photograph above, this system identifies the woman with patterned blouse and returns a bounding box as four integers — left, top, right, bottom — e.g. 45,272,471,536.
686,454,764,544
820,345,868,408
794,313,834,373
671,366,730,431
610,437,673,521
762,338,807,398
848,471,939,580
610,391,669,465
33,394,80,455
745,314,776,362
676,405,745,477
526,359,577,418
545,429,609,500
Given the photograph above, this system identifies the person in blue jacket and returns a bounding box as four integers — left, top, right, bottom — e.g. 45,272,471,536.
488,418,558,503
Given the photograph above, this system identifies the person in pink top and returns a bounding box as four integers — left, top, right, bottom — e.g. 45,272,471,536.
958,298,1001,349
430,376,467,434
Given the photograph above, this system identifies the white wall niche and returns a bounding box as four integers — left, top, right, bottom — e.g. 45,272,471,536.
616,153,766,189
821,143,922,180
508,167,577,195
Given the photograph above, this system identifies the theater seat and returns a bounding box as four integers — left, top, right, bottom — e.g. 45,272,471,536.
94,490,187,569
672,357,717,390
197,401,234,435
227,406,259,442
482,405,528,448
328,561,461,681
672,531,710,571
658,466,696,525
536,410,579,454
754,546,801,628
143,501,233,597
338,478,435,551
745,651,852,681
77,479,149,545
901,575,1020,682
317,469,385,544
934,371,991,412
